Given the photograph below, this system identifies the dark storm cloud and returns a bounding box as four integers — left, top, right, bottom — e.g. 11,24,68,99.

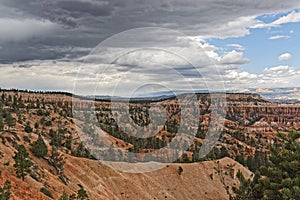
0,43,63,63
57,1,113,17
1,0,115,27
0,0,300,62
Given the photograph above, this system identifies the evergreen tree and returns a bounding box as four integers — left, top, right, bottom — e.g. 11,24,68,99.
0,170,11,200
236,155,245,166
51,146,65,171
232,131,300,200
24,122,32,133
1,93,5,101
34,122,39,129
181,153,190,163
4,114,15,128
69,194,76,200
0,113,4,131
255,131,300,199
65,134,72,150
220,146,228,158
77,187,89,200
13,145,32,181
0,180,11,200
50,129,65,148
230,170,255,200
32,135,48,157
246,156,255,172
59,191,69,200
178,166,183,175
75,142,85,157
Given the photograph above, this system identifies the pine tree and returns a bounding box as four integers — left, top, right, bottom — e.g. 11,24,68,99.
220,146,228,158
0,113,4,131
34,122,39,129
69,194,76,200
246,156,255,171
75,142,85,157
178,166,183,175
24,122,32,133
0,170,11,200
59,191,69,200
5,114,15,128
77,187,89,200
13,145,32,181
0,180,11,200
230,170,254,200
232,131,300,199
256,131,300,199
32,135,48,157
181,153,190,163
51,146,65,171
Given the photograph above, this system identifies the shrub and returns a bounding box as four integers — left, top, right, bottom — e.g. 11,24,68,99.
40,187,53,199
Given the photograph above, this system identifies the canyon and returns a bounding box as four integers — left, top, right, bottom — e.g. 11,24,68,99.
0,90,299,199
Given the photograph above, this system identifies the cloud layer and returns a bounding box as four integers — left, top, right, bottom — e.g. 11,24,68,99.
0,1,300,95
0,0,300,62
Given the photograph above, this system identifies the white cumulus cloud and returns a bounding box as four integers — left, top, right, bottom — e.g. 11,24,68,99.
278,53,292,61
219,50,250,65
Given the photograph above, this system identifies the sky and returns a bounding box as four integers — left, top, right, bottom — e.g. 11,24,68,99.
0,0,300,96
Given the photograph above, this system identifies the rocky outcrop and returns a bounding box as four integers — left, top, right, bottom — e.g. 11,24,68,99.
2,90,299,134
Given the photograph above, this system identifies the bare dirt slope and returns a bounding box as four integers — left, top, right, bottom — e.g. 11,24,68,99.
63,156,252,200
0,170,51,200
1,136,252,200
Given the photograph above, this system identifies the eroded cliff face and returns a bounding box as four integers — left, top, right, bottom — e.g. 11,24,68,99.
158,93,300,158
2,90,299,140
159,93,300,134
0,91,300,159
4,90,300,133
225,93,300,132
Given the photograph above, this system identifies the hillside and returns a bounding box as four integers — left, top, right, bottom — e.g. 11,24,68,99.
1,139,252,199
0,125,251,199
0,89,299,199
